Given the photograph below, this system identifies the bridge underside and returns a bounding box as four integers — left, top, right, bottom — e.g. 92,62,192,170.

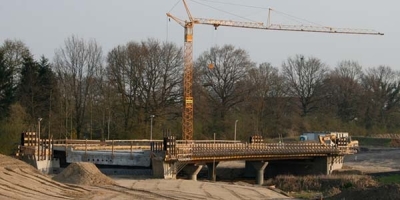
245,156,344,178
152,155,344,185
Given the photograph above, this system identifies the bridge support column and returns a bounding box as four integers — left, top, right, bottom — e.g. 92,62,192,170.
152,157,176,179
183,164,203,181
248,161,268,185
206,162,219,182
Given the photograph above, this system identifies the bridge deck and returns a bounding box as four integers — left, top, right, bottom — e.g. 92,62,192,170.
20,136,354,164
164,142,352,162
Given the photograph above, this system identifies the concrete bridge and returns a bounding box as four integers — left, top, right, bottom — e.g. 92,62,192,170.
151,136,352,185
17,132,355,185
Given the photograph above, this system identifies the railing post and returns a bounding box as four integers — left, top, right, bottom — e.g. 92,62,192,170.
130,141,133,159
36,132,39,161
65,137,68,157
112,139,114,158
85,139,87,159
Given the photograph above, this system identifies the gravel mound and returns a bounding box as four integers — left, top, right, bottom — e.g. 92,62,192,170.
53,162,115,186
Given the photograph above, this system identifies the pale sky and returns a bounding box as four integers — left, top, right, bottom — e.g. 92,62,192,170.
0,0,397,70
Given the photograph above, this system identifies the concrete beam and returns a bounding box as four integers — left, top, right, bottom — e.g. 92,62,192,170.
183,164,203,181
206,162,219,182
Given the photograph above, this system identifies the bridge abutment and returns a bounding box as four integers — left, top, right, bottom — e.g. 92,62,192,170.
152,157,176,179
326,155,344,174
183,164,203,181
307,156,344,175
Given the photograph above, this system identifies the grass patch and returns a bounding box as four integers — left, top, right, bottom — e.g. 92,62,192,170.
266,175,377,199
352,137,391,147
290,191,323,199
377,174,400,184
266,174,377,192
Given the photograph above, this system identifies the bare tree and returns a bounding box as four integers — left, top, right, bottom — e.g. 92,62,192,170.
107,43,141,135
361,66,400,129
282,55,328,116
195,45,255,135
54,36,103,139
245,62,290,136
324,60,364,122
107,39,182,138
138,39,182,117
0,39,30,71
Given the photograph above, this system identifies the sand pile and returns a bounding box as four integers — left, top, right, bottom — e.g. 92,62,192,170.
0,154,40,172
53,162,115,186
0,154,89,200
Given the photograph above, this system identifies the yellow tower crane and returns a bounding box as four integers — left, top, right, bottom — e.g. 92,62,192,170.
167,0,383,141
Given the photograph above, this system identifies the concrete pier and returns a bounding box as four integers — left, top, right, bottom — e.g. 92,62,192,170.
152,157,176,179
206,162,219,181
247,161,268,185
183,164,203,181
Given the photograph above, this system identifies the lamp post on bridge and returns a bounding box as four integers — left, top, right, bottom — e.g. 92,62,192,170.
38,118,42,160
150,115,155,141
234,120,239,141
38,118,42,141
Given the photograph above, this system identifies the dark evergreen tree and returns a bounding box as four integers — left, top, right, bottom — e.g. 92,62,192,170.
0,50,15,119
17,55,59,132
37,56,60,137
17,54,40,123
37,55,58,114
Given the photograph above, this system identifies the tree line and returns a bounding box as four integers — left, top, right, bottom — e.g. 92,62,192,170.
0,36,399,154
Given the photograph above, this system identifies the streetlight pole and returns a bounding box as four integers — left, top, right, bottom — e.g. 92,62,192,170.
107,108,110,140
38,118,42,141
38,118,42,160
234,120,239,141
150,115,155,141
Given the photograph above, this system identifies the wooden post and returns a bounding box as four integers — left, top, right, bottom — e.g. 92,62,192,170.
65,137,68,156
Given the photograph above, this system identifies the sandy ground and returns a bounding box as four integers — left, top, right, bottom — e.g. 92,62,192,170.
0,155,290,200
111,178,290,200
2,148,399,200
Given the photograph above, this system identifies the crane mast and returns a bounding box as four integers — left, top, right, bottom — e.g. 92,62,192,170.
167,0,383,141
182,23,194,141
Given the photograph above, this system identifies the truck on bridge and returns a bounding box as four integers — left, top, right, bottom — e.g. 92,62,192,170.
300,131,359,152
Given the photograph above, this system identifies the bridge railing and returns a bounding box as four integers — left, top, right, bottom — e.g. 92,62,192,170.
172,142,350,161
